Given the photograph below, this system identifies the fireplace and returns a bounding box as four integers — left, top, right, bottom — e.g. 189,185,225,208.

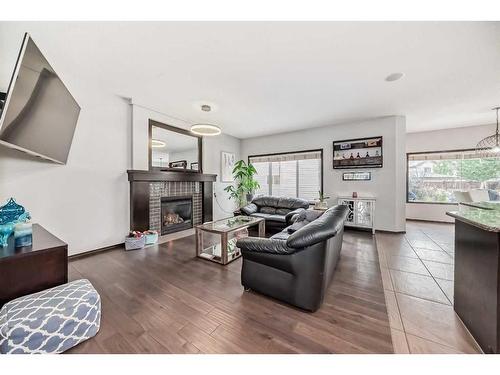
161,196,193,235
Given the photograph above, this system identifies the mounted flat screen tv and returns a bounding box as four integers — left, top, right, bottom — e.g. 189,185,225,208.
333,136,383,169
0,33,80,164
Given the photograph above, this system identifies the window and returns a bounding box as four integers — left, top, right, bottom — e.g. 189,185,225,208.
249,150,322,202
407,149,500,204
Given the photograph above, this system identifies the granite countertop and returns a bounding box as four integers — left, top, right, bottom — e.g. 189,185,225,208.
447,203,500,232
460,201,500,210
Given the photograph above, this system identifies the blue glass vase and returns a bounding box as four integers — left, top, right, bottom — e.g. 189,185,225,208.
0,223,14,247
0,198,31,247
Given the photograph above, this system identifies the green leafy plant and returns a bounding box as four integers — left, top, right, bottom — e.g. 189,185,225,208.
318,190,330,202
224,160,260,208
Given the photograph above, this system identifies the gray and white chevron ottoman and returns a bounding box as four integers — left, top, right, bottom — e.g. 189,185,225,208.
0,279,101,354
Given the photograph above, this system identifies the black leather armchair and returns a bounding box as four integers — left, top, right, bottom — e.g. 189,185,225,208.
240,196,310,230
236,205,348,312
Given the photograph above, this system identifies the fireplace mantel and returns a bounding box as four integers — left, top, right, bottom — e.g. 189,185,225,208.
127,170,217,182
127,170,216,232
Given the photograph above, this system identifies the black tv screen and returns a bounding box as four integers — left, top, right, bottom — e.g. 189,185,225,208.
0,33,80,164
333,137,383,169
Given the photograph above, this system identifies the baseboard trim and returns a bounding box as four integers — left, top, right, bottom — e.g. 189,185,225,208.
69,243,124,260
406,218,454,224
375,229,406,234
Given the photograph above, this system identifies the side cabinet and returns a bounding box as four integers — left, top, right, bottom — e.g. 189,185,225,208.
338,196,376,234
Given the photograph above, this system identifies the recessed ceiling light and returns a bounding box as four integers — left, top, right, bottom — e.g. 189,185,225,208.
190,124,221,136
385,72,405,82
151,139,166,148
201,104,211,112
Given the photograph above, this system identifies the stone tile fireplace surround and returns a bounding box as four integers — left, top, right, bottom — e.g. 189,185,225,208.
149,182,202,234
127,170,217,235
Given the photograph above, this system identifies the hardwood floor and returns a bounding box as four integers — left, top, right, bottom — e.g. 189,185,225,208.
67,230,393,354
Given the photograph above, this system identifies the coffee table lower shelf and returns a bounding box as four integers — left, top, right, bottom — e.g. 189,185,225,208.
195,216,265,265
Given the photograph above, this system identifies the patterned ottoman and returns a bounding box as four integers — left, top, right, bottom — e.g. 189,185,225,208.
0,279,101,354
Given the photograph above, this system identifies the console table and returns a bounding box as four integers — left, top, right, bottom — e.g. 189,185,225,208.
0,224,68,307
337,195,376,234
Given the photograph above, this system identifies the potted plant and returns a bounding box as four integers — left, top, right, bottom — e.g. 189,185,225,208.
224,160,260,208
314,190,330,210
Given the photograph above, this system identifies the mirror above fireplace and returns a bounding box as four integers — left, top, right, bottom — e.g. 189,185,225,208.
149,120,202,172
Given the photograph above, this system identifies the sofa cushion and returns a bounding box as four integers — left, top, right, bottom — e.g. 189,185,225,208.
286,220,308,234
251,213,287,223
270,230,291,241
276,208,292,216
252,196,309,210
260,207,277,215
287,205,348,249
277,197,310,210
287,210,323,233
241,203,258,215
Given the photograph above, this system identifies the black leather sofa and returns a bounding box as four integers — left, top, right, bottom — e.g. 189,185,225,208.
240,196,310,230
236,205,348,312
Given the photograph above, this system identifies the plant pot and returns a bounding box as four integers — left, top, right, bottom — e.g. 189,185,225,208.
246,193,254,203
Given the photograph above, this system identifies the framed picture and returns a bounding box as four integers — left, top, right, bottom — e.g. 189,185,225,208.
342,171,371,181
190,162,199,171
333,137,383,169
221,151,236,182
169,160,187,169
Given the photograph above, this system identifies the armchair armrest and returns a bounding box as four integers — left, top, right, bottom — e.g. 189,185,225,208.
285,208,306,224
240,203,258,216
236,237,295,255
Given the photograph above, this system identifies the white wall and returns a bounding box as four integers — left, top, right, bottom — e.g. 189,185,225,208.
0,27,131,256
131,103,241,220
406,124,495,222
241,116,407,232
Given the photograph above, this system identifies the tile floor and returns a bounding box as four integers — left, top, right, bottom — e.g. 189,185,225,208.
376,220,482,354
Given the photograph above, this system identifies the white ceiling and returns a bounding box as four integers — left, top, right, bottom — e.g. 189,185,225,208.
1,22,499,139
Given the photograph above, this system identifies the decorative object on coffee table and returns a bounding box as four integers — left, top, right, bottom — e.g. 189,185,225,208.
0,198,31,247
338,195,376,234
196,216,265,265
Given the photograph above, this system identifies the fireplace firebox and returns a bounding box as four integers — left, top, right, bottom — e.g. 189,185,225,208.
161,196,193,235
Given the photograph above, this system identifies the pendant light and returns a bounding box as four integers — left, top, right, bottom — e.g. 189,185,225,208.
190,104,222,136
190,123,221,136
476,107,500,158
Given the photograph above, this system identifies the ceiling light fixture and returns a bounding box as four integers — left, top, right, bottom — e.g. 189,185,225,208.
385,72,404,82
151,139,166,148
190,124,221,136
476,107,500,157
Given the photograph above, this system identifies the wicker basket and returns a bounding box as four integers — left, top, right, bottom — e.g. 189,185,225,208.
144,232,158,245
125,236,145,251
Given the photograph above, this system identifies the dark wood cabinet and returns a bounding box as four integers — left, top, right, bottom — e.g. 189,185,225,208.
0,224,68,307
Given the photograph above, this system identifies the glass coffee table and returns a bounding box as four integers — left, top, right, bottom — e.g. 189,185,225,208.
195,216,265,265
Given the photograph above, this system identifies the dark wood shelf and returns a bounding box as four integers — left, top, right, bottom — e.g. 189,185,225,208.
0,224,68,306
127,170,217,182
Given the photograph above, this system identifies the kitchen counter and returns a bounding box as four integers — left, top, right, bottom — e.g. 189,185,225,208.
446,203,500,232
446,202,500,353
